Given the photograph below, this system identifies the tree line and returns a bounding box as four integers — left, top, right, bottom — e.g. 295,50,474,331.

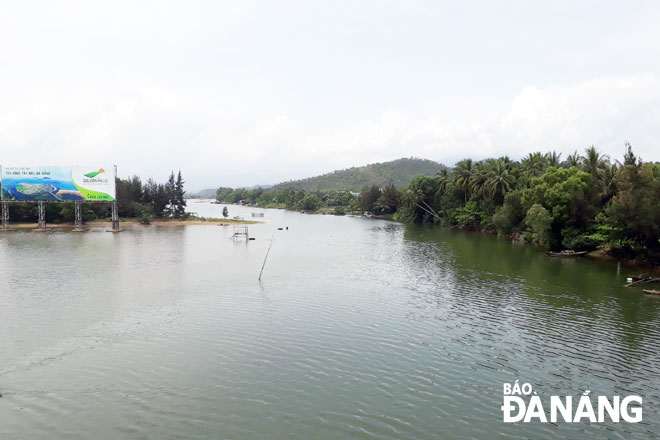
392,144,660,263
117,170,187,220
215,187,359,213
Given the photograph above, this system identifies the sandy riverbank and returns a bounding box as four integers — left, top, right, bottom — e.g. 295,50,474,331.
0,218,261,230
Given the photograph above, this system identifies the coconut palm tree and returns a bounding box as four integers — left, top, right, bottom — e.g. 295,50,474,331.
469,160,490,197
484,158,515,199
521,152,547,176
499,155,513,166
402,187,423,212
435,168,451,193
598,163,619,202
581,145,609,176
564,150,580,168
453,158,475,203
545,151,562,168
519,152,548,187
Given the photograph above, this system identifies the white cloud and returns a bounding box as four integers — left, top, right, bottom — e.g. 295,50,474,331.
2,74,660,189
1,1,659,190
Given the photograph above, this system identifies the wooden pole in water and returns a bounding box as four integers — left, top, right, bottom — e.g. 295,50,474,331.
259,232,276,281
624,277,660,287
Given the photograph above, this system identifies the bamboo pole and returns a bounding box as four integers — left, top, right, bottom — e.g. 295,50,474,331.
259,232,276,281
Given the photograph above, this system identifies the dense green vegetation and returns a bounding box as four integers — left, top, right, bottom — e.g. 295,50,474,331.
115,170,187,221
271,157,443,192
2,171,188,224
391,144,660,264
216,186,360,212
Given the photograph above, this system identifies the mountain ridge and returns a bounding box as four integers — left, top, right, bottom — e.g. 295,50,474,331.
271,157,444,192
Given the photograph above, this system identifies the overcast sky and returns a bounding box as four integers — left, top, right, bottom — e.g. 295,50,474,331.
1,0,659,190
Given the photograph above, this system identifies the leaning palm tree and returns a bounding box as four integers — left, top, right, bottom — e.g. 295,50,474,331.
402,187,441,221
453,158,474,203
402,187,423,212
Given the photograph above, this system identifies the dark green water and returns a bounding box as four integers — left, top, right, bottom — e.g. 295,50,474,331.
0,201,658,439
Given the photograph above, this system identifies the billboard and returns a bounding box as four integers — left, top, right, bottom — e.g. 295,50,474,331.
0,166,116,201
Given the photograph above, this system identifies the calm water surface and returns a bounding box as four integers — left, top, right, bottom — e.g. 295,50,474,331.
1,201,659,439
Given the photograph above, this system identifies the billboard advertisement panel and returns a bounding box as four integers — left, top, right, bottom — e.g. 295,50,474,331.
0,166,116,201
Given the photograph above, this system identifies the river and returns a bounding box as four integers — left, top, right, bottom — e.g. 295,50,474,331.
1,200,659,439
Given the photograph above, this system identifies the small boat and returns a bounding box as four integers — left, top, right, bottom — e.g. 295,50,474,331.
643,289,660,296
548,250,588,257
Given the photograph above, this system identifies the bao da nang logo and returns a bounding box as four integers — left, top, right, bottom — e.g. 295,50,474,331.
501,381,642,423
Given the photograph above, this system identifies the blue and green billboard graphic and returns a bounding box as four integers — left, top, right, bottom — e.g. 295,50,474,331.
1,166,116,201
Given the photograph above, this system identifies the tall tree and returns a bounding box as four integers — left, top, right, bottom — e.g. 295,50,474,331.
453,158,475,203
484,158,514,200
142,178,169,217
174,170,186,218
380,184,400,214
360,185,381,213
520,152,548,183
564,150,580,168
602,148,660,257
545,151,562,168
622,141,640,167
166,171,176,217
469,160,490,197
581,145,609,176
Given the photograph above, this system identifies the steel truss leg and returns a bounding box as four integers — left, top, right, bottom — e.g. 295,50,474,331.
1,202,8,229
38,201,46,229
111,201,120,231
74,201,82,229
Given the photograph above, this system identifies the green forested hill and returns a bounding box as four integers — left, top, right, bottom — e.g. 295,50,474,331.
272,158,444,191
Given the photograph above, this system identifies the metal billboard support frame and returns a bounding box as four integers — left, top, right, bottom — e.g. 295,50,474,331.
1,201,8,229
108,165,121,232
0,165,5,229
74,201,83,230
37,201,46,229
111,201,120,231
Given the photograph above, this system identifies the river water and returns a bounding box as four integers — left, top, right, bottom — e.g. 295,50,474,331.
1,201,659,439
